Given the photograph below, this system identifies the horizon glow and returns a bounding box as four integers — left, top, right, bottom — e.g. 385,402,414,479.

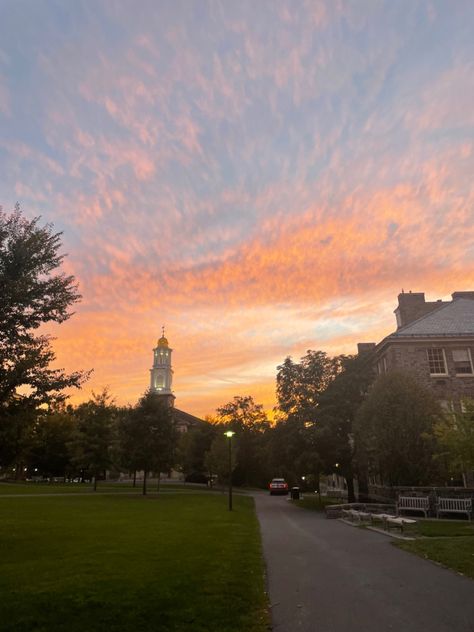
1,1,474,418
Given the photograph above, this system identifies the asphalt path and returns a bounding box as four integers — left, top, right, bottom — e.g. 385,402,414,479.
253,492,474,632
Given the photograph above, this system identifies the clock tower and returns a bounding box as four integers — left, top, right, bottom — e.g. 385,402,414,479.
150,327,175,407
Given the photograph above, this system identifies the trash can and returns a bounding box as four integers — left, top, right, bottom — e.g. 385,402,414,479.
291,486,300,500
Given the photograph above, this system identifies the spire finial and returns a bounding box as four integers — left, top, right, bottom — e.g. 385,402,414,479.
162,324,165,337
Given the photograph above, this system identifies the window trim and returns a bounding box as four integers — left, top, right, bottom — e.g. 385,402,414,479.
452,348,474,377
427,348,448,377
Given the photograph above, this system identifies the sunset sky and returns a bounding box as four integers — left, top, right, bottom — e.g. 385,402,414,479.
1,1,474,418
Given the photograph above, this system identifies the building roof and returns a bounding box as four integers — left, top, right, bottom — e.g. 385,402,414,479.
173,407,206,428
390,298,474,338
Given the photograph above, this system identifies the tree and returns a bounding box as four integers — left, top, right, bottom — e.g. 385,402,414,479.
176,422,217,482
70,390,116,490
266,416,321,489
0,396,37,477
126,392,178,495
0,205,88,408
354,372,442,486
435,399,474,487
276,351,343,424
114,405,141,486
204,432,236,487
27,407,76,478
216,396,270,487
316,354,375,502
273,350,344,489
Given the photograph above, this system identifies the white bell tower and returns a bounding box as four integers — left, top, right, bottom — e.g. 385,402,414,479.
150,326,175,406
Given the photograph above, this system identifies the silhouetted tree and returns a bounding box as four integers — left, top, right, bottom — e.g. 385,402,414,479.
70,390,116,490
0,204,89,409
216,396,270,487
126,392,178,495
27,407,75,478
316,354,374,501
354,372,442,486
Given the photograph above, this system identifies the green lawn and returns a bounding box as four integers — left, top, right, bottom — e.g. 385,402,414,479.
389,519,474,579
0,492,268,631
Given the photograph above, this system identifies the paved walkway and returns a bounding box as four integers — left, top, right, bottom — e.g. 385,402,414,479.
253,493,474,632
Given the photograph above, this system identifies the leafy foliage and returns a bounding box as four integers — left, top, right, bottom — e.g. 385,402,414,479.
70,390,116,489
0,204,88,408
119,391,178,494
216,396,270,486
276,350,343,423
434,398,474,483
316,353,375,500
354,372,442,486
28,409,76,477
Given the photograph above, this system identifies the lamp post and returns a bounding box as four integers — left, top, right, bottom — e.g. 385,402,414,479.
224,431,235,511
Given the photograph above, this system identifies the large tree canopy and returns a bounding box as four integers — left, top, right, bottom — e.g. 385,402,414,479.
216,395,270,487
354,372,442,486
316,353,375,501
0,205,88,407
276,350,343,423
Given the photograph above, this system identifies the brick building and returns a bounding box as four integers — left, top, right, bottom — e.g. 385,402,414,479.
359,291,474,413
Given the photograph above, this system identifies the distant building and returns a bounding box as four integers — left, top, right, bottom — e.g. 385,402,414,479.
359,291,474,413
150,329,205,433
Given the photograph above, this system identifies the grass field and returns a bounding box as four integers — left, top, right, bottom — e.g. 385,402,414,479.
0,491,268,632
395,519,474,579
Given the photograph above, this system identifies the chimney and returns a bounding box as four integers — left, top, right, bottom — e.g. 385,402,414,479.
394,291,451,328
357,342,376,355
395,292,426,328
452,291,474,301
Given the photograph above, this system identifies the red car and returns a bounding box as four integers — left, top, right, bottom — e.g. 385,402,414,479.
269,478,288,495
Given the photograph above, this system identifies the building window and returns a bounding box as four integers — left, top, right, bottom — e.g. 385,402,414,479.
452,349,473,375
427,348,447,375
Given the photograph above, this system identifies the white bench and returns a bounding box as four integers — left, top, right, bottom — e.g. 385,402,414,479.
397,496,429,518
436,497,472,521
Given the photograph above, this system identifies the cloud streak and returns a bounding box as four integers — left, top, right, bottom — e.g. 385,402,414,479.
1,0,474,415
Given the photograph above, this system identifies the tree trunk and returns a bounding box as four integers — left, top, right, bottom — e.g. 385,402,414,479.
93,475,97,491
133,470,136,488
357,471,370,502
346,475,355,503
142,470,147,496
157,472,161,493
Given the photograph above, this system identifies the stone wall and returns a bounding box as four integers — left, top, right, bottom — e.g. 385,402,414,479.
383,342,474,410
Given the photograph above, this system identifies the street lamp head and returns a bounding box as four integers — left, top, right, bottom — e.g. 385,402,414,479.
224,430,235,438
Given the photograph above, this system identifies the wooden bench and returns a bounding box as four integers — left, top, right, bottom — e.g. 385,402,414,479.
436,497,472,521
397,496,429,518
